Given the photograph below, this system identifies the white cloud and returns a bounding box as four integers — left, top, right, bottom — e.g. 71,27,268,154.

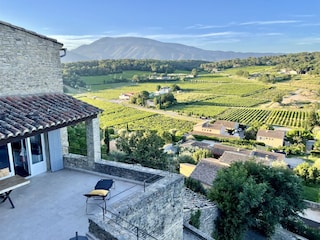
296,37,320,45
48,34,103,50
240,20,301,25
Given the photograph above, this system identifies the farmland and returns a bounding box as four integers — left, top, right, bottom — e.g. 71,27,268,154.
73,66,320,133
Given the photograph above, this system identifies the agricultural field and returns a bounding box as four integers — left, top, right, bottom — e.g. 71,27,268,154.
116,114,195,135
74,68,320,132
77,95,195,134
218,108,311,128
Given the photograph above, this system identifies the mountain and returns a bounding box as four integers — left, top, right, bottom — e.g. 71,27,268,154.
62,37,277,63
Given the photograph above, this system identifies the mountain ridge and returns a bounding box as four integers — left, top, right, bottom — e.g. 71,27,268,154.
62,36,278,63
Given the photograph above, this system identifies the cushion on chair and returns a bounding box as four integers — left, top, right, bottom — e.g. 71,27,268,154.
84,189,109,197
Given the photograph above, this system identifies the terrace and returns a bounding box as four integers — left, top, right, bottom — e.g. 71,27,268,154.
0,154,184,240
0,168,144,239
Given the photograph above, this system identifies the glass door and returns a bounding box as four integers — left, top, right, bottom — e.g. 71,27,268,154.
29,134,47,176
11,139,30,177
11,134,47,177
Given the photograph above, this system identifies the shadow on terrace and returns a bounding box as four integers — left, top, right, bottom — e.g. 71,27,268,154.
0,153,180,240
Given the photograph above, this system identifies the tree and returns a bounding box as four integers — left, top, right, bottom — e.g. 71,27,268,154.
115,130,168,170
208,161,305,240
272,93,284,103
192,148,212,162
191,68,198,77
132,74,140,83
103,128,110,155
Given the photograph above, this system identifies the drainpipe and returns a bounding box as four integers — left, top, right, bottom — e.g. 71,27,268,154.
60,48,66,58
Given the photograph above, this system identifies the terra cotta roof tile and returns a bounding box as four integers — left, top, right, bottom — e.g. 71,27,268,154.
0,93,101,142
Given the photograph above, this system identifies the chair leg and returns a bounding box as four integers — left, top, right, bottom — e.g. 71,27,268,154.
86,198,89,214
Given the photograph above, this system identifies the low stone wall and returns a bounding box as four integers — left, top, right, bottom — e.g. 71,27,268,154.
183,223,214,240
64,154,162,183
63,154,184,240
304,199,320,210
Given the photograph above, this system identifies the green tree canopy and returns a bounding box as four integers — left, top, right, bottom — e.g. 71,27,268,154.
115,130,168,170
208,161,305,240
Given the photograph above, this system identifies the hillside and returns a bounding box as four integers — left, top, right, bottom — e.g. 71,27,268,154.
62,37,276,63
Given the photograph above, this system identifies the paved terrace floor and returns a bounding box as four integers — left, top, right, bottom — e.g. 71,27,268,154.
0,169,144,240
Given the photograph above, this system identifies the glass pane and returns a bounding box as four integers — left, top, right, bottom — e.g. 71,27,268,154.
0,145,10,178
30,135,43,164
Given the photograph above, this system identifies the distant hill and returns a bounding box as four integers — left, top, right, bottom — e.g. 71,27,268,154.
62,37,277,63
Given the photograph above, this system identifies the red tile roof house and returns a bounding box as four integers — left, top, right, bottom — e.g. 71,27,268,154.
0,21,184,240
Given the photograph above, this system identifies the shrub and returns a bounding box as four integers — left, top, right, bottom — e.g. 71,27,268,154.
189,209,201,229
184,177,207,195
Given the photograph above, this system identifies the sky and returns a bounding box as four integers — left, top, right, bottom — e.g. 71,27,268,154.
1,0,320,53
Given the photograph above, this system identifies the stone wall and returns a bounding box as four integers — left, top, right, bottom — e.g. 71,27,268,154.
89,173,184,240
64,154,163,183
304,199,320,210
0,21,63,96
183,188,218,238
64,155,184,239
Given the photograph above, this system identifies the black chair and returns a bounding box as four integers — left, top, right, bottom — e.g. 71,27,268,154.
84,179,114,214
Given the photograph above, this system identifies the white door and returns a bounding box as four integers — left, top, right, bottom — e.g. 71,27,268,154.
28,134,47,176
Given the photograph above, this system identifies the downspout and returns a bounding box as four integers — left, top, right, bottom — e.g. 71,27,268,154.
60,48,67,58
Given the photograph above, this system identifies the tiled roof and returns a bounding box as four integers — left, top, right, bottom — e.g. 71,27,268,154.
256,129,285,139
212,143,251,157
0,93,101,143
219,151,250,165
190,158,228,186
251,149,285,161
214,120,238,129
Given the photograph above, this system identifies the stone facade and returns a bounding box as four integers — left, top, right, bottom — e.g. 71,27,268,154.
0,21,63,96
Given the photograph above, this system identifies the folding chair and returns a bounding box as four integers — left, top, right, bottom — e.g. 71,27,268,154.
84,179,114,214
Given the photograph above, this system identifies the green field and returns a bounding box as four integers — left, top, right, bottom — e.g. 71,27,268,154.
73,68,320,132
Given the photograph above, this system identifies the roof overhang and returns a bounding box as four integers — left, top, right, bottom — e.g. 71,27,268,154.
0,93,102,146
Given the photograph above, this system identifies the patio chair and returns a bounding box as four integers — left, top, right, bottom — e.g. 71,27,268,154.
84,179,114,214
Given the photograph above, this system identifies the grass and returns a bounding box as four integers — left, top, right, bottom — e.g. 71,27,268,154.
302,183,320,203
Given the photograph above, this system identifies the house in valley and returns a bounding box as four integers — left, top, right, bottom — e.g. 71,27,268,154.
256,129,285,148
119,92,134,100
192,120,241,139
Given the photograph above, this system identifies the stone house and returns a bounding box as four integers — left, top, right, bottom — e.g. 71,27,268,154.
193,121,226,136
0,20,184,240
256,129,285,148
0,20,101,178
193,120,240,139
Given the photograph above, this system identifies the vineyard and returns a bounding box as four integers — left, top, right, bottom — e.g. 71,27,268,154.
116,115,195,135
74,68,320,132
218,108,310,128
204,96,268,107
77,95,195,134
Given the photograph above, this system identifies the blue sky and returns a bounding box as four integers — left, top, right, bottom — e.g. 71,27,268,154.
1,0,320,53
